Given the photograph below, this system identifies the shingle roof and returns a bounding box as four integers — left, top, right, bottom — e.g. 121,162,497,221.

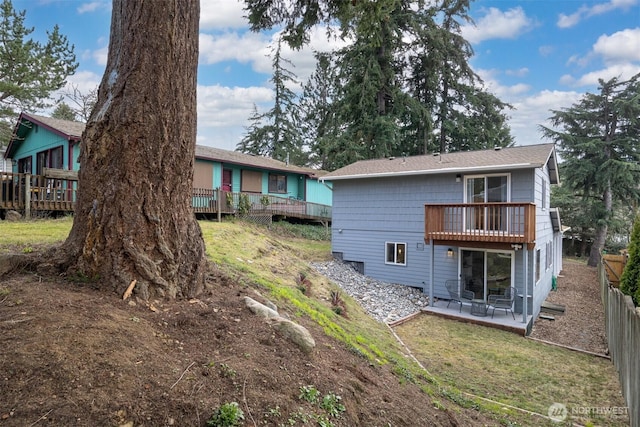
322,144,558,184
195,145,326,178
4,113,327,178
21,113,86,139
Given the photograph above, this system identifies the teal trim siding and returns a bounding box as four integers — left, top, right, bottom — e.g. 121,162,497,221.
10,124,74,172
306,180,332,206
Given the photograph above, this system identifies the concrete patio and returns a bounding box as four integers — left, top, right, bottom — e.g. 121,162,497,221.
422,299,534,335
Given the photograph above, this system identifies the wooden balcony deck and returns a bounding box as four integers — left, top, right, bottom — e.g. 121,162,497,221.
424,202,536,249
1,172,331,223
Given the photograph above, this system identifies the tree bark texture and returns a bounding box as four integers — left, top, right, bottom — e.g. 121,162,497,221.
588,180,613,267
62,0,206,299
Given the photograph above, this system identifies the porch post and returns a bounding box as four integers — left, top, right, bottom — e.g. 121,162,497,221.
429,240,434,307
522,248,528,323
216,188,222,222
24,174,31,220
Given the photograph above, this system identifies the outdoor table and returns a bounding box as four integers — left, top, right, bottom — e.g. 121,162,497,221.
470,299,488,316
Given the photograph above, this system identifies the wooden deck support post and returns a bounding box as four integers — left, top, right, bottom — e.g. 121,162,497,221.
24,174,31,220
216,188,222,222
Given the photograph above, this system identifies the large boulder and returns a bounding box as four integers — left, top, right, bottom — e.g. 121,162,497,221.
244,296,315,353
269,317,316,354
5,210,22,221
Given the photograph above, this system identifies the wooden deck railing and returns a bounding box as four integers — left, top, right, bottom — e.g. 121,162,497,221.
192,189,331,221
424,202,535,248
2,172,331,222
1,172,78,216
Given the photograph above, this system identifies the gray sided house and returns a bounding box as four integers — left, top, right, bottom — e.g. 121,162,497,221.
322,144,562,333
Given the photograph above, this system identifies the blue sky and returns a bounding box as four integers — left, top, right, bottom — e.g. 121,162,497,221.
12,0,640,152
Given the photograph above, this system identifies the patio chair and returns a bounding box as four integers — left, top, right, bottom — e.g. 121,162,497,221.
487,286,515,319
445,279,475,312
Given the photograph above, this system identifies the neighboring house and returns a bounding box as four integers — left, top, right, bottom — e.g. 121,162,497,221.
0,145,10,173
194,145,332,207
321,144,562,332
4,112,84,174
2,112,332,219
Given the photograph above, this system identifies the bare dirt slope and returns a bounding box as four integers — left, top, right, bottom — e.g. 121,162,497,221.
530,259,608,355
0,263,496,427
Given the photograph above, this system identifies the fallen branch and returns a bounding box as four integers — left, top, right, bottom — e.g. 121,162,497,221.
28,409,53,426
122,280,137,300
242,376,257,427
170,361,195,390
2,317,34,325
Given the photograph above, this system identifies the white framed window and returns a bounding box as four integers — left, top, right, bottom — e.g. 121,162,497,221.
385,242,406,266
541,178,547,210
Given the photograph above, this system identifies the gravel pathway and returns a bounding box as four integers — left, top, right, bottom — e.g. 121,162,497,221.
311,260,429,324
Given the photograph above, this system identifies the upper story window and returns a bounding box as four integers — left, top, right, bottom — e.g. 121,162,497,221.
465,174,510,203
385,242,406,266
268,173,287,194
541,178,547,210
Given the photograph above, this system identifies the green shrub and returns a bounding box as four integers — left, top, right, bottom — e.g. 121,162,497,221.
207,402,244,427
620,215,640,305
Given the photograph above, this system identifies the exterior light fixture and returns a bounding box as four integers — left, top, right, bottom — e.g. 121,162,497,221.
456,174,461,182
447,248,454,257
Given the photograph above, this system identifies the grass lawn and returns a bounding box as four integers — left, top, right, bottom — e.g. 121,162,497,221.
394,315,629,426
0,216,73,253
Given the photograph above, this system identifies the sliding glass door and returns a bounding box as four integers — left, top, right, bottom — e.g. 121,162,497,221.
465,175,509,232
461,249,512,300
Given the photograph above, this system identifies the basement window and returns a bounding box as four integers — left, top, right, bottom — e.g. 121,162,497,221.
385,242,406,266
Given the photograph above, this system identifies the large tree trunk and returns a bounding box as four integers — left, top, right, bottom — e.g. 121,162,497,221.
61,0,206,299
588,180,613,267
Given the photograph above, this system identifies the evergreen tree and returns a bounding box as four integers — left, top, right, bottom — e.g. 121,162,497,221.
238,39,304,165
298,52,340,169
0,0,78,139
405,0,512,153
245,0,514,168
541,73,640,267
620,215,640,305
51,102,77,121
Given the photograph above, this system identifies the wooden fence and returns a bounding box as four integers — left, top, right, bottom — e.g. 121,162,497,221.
602,253,627,287
599,261,638,427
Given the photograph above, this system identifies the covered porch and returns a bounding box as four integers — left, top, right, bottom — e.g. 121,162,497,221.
423,300,533,335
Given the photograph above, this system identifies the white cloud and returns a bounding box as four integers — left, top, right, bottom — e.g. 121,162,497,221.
505,67,529,77
197,84,274,149
66,70,102,93
199,25,350,87
92,44,109,67
77,1,108,14
200,0,248,30
561,29,640,87
592,28,640,63
508,90,583,145
461,7,535,44
199,32,270,69
573,63,640,86
539,45,554,57
557,0,638,28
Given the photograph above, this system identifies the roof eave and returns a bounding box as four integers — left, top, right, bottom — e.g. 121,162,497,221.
320,163,539,182
195,154,317,177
